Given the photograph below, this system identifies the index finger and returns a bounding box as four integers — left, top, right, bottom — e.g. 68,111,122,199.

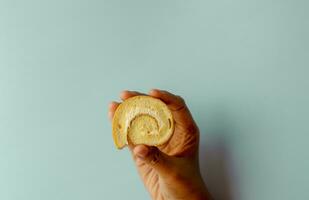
120,90,146,101
148,89,196,126
149,89,186,111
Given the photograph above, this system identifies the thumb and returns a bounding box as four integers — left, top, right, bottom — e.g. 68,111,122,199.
133,145,172,176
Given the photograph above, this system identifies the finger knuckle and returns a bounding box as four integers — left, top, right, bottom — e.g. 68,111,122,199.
149,152,161,166
176,95,185,104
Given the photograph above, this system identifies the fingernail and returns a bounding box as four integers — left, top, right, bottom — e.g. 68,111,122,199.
108,101,116,108
150,89,159,94
120,90,128,98
135,157,144,164
108,111,113,120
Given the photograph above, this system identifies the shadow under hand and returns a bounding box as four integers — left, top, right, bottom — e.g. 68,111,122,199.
198,111,240,200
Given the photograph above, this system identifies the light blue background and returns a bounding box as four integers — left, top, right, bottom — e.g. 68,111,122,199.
1,1,308,200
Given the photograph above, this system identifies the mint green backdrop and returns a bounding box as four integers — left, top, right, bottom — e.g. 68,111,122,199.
1,1,308,200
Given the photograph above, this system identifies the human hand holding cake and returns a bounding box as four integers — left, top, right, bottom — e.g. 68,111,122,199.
108,89,212,200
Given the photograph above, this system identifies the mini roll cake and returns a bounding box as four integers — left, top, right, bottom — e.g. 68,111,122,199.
112,95,174,149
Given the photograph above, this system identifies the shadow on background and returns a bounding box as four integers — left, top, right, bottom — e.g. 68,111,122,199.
198,109,240,200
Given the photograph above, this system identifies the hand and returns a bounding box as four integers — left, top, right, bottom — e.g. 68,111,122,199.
108,89,213,200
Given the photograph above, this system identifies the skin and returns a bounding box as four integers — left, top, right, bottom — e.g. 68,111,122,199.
108,89,213,200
